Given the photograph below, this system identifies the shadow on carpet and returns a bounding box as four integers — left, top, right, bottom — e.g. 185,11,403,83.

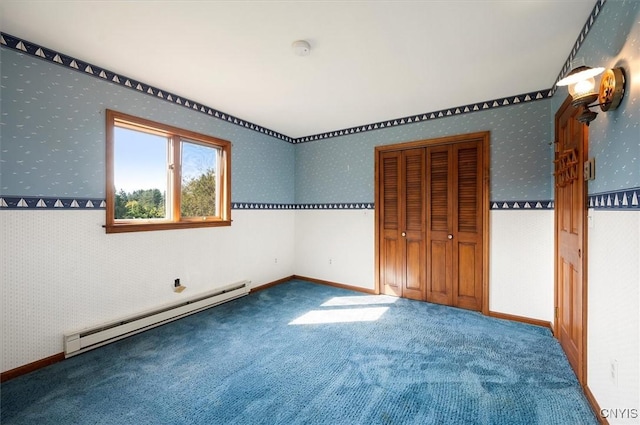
1,280,597,424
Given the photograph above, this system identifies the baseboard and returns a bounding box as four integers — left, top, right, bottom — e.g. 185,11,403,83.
4,278,293,381
488,311,553,331
1,352,65,382
292,275,377,294
584,385,609,425
250,275,295,293
2,276,296,382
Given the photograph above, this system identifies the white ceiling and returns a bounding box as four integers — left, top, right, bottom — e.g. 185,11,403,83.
1,1,597,139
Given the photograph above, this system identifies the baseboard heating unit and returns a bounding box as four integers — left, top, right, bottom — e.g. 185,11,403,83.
64,280,250,357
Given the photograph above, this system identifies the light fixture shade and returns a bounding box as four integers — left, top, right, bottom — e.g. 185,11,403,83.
557,63,604,108
557,65,605,87
568,75,598,108
568,75,596,97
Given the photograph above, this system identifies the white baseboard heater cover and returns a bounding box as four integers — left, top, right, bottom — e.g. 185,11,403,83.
64,280,250,357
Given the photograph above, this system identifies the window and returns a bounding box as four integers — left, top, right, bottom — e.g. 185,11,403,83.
105,109,231,233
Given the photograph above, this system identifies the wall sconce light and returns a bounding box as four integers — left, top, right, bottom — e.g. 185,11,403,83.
556,61,626,125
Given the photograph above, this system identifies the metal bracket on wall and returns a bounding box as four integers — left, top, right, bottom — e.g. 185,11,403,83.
583,157,596,181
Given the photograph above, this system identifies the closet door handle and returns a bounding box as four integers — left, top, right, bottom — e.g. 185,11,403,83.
448,234,453,240
401,232,406,237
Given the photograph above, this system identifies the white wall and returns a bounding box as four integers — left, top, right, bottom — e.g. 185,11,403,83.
294,209,375,290
587,210,640,423
490,210,555,323
294,209,555,323
0,209,295,372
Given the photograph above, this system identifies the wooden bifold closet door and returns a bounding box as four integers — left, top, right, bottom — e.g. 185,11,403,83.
379,149,426,301
376,133,488,312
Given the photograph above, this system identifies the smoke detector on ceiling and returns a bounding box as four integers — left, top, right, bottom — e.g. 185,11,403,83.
292,40,311,56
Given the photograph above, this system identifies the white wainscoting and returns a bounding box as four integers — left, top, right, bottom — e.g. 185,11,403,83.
489,210,555,323
294,209,375,290
1,209,295,372
4,207,589,376
294,209,555,323
587,210,639,422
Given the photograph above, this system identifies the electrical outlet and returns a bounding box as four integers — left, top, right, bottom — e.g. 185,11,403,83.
329,258,333,265
274,258,278,264
610,359,618,386
174,278,180,288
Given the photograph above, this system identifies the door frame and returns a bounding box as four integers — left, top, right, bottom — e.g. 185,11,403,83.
553,96,588,386
374,131,490,315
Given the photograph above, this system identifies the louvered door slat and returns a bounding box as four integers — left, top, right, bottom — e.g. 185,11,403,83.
383,155,399,229
405,150,424,232
429,150,449,232
457,146,479,233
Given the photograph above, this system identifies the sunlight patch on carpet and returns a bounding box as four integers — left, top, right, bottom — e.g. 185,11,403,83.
289,307,389,325
320,295,399,307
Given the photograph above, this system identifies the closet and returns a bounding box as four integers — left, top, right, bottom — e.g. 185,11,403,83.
375,132,489,312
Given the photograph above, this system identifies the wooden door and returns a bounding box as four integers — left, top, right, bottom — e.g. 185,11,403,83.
554,97,587,384
425,145,453,305
379,149,426,300
380,151,403,296
426,141,483,311
402,149,427,300
453,142,484,310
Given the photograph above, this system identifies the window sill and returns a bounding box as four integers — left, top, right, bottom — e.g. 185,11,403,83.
105,220,231,234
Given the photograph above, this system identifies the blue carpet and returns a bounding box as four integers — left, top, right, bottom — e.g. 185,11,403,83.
1,280,597,424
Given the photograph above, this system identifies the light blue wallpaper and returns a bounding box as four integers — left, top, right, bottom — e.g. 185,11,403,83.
2,0,636,209
551,0,639,195
0,48,295,203
295,100,554,204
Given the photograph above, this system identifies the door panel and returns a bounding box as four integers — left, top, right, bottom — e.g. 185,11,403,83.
405,240,423,292
572,267,582,341
562,181,571,232
402,149,426,300
425,141,483,311
380,151,402,296
428,149,451,233
428,240,452,304
456,146,480,234
453,143,483,310
382,236,402,296
455,240,483,310
379,149,425,299
457,243,476,297
382,153,400,230
426,146,453,305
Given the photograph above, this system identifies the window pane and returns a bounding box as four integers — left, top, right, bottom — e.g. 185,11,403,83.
181,140,218,218
113,127,168,220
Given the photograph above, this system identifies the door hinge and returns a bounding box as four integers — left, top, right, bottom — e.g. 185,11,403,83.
555,306,559,319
